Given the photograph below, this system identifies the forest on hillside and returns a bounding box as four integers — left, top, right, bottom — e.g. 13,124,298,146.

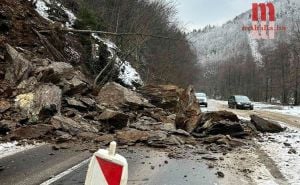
60,0,201,88
190,0,300,105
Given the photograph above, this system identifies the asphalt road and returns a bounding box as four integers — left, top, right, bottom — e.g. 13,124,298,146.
0,144,218,185
4,99,293,185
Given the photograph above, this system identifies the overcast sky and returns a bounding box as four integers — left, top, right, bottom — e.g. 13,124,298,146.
173,0,254,31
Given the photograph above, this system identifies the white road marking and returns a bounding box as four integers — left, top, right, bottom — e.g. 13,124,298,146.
40,158,91,185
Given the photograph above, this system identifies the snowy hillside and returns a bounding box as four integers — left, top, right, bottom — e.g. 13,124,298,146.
34,0,143,87
189,0,300,66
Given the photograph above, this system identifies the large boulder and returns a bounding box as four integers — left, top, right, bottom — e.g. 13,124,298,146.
15,84,62,121
51,115,98,135
35,62,73,83
9,124,54,140
250,115,285,133
116,129,150,145
4,44,32,84
97,82,152,109
35,62,89,95
139,84,183,112
175,85,201,133
97,109,129,130
196,120,245,137
199,111,239,125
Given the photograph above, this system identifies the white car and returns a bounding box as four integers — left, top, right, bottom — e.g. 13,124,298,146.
195,92,208,107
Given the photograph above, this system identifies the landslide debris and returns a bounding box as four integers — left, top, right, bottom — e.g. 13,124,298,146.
0,0,286,159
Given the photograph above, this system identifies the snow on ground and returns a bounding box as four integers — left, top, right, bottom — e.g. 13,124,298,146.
35,0,76,28
254,102,300,118
210,99,300,118
118,60,143,87
35,0,52,22
91,33,143,87
0,141,42,159
257,123,300,185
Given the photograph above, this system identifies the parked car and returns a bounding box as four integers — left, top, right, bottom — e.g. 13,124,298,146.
195,92,208,107
228,95,253,110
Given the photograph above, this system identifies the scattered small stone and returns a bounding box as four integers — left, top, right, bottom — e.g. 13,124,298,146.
219,157,224,160
207,163,214,168
164,160,168,164
150,165,155,170
216,171,224,178
283,142,291,147
89,148,97,153
0,166,5,171
288,148,297,154
52,145,59,150
242,168,253,173
202,156,218,161
48,153,55,156
184,175,187,178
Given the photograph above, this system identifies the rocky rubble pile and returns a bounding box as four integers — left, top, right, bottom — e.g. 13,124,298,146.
0,44,286,153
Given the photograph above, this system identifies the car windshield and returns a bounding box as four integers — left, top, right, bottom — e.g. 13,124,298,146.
196,93,206,97
235,96,250,102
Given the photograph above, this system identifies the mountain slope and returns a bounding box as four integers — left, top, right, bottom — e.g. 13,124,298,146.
189,0,300,104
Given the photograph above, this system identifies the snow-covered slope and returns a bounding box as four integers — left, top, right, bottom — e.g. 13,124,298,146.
189,0,300,66
34,0,143,87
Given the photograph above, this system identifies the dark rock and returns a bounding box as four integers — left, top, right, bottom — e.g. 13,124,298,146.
54,131,72,142
52,145,59,150
216,171,224,178
9,124,54,140
65,97,87,111
202,155,218,161
80,97,96,108
97,109,129,130
201,120,245,137
0,120,17,134
250,115,285,133
288,148,297,154
172,129,190,137
284,142,291,147
207,163,214,168
63,71,90,95
198,111,239,127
